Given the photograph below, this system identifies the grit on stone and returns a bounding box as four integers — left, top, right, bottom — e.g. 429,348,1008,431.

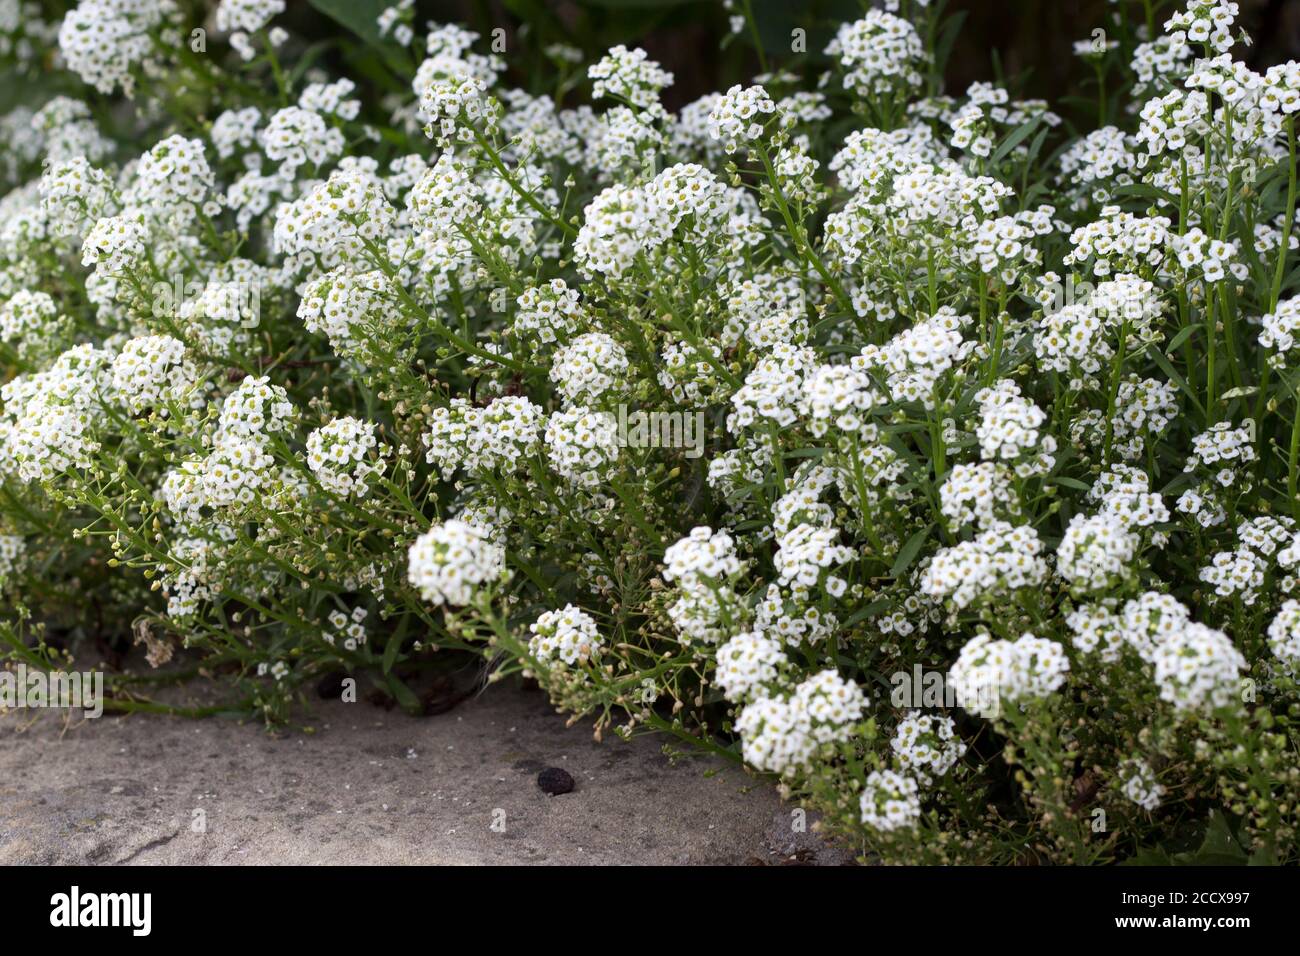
0,684,851,865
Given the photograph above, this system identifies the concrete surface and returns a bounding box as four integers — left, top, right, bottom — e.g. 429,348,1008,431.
0,683,852,865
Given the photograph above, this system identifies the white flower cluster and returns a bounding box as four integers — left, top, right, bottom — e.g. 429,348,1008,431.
550,333,629,406
922,521,1048,610
425,396,543,480
191,374,289,511
513,280,586,345
0,290,67,360
974,379,1051,468
543,407,621,490
728,347,817,431
109,335,199,415
859,769,922,832
827,11,926,98
0,345,108,482
306,417,385,498
0,534,26,586
948,632,1070,713
81,215,147,275
57,0,178,95
261,107,345,176
1267,599,1300,675
800,363,881,440
129,135,218,221
1035,275,1161,386
407,518,506,607
324,605,368,650
588,45,673,110
707,84,777,153
662,525,744,644
1150,621,1245,715
529,604,603,665
1164,0,1239,55
1199,516,1293,605
418,55,501,146
853,308,975,408
940,462,1018,530
714,630,786,702
297,269,397,356
1119,758,1165,811
1056,513,1140,594
39,156,117,238
736,669,866,775
891,712,966,784
1260,296,1300,364
1065,208,1170,276
273,168,396,271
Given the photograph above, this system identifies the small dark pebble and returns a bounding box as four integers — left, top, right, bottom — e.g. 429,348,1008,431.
537,767,575,795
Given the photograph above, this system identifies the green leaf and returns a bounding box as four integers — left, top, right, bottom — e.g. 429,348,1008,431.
890,524,933,578
1112,182,1180,208
308,0,389,45
287,39,342,88
990,118,1042,167
933,11,968,78
1149,343,1206,419
1170,811,1248,866
381,632,402,675
842,597,890,628
1120,845,1173,865
1023,125,1052,169
1165,323,1197,353
786,446,831,460
384,672,421,713
381,614,409,675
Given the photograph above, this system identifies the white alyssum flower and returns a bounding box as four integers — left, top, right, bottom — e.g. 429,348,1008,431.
529,604,603,665
588,45,673,109
859,769,922,832
305,417,386,498
827,11,927,98
543,407,621,489
1056,513,1140,594
734,669,865,775
891,712,966,784
921,521,1048,610
707,84,777,153
1267,599,1300,676
940,462,1018,530
39,156,117,237
407,518,506,607
425,396,543,480
1151,621,1246,715
714,630,787,702
260,106,345,175
0,534,27,586
58,0,178,96
948,632,1070,713
109,335,199,415
81,215,148,274
1119,758,1165,811
549,332,629,406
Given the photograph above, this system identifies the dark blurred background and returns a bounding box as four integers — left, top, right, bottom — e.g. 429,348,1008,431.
16,1,1300,126
314,0,1300,110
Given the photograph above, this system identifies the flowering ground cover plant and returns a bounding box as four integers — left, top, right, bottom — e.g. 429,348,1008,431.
2,0,1300,865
